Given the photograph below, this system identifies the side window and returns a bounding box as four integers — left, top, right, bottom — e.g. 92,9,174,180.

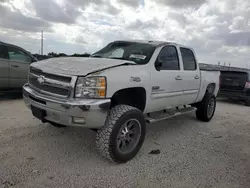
155,46,179,70
0,45,8,59
7,46,31,63
180,48,197,70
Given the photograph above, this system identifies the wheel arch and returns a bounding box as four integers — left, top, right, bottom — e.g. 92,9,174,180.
191,83,216,108
206,83,216,95
110,87,147,112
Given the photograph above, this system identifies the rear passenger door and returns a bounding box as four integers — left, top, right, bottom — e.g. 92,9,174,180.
7,46,32,88
179,47,200,104
0,44,9,90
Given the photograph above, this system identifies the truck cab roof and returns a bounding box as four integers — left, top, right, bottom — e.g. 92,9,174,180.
113,40,194,50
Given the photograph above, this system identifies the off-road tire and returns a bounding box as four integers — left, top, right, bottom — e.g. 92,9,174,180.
96,105,146,163
196,94,216,122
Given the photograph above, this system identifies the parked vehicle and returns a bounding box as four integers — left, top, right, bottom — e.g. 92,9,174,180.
0,41,37,91
219,70,250,106
22,40,220,163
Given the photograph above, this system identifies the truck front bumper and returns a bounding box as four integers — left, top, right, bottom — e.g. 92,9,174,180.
22,84,111,128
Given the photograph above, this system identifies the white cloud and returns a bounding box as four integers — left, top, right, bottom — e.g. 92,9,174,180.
0,0,250,67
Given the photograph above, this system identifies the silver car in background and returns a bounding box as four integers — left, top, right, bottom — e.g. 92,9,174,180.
0,41,37,91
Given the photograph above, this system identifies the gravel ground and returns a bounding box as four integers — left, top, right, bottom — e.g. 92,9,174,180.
0,96,250,188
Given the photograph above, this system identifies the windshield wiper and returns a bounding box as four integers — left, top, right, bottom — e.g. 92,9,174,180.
91,54,103,58
109,57,126,60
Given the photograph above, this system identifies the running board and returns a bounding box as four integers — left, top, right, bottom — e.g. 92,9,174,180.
145,107,195,124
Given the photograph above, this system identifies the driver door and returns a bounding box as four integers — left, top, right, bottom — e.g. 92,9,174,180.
149,45,185,111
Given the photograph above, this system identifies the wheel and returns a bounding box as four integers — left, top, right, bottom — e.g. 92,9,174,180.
49,122,66,128
96,105,146,163
196,94,216,122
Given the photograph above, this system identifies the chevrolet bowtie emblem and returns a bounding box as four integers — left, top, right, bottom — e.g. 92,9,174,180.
37,75,46,84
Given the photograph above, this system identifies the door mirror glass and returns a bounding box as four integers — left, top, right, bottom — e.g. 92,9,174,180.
155,61,162,71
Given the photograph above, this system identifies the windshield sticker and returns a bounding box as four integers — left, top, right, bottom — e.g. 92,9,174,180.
129,54,147,60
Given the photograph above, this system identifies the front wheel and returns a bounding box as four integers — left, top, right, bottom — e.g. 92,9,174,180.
96,105,146,163
196,94,216,122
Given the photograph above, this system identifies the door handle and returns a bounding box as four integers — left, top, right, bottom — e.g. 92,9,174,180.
11,65,19,68
194,75,200,79
175,75,183,80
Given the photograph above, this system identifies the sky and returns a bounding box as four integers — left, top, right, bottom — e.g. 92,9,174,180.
0,0,250,67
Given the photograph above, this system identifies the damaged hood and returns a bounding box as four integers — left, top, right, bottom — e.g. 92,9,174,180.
31,57,136,76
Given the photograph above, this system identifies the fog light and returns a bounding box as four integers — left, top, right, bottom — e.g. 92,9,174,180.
72,117,85,124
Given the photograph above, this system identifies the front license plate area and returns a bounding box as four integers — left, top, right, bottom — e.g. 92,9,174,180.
31,106,46,121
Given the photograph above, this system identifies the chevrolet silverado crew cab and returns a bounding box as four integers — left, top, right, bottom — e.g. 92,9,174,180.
23,40,220,163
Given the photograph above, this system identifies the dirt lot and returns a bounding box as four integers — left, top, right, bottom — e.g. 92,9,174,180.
0,96,249,188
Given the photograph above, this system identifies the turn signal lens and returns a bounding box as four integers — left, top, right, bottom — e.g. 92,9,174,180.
97,88,106,97
97,77,106,88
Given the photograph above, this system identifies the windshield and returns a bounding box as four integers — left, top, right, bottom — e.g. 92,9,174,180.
92,41,156,64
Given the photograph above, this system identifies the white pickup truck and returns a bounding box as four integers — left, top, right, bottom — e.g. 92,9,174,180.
23,40,220,163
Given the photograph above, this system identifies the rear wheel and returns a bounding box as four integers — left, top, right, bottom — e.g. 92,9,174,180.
96,105,146,163
196,94,216,122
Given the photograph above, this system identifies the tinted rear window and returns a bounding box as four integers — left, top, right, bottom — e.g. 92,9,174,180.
180,48,197,70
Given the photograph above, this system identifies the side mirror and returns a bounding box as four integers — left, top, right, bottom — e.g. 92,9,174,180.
155,59,162,71
31,57,38,63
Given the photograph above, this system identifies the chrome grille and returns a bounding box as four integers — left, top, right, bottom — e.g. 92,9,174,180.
29,67,72,98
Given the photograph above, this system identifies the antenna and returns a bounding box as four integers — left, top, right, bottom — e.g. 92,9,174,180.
41,31,43,55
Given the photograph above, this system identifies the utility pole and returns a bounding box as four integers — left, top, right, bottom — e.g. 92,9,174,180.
41,31,43,55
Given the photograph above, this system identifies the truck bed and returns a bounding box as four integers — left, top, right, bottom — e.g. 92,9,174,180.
195,70,220,102
199,63,249,72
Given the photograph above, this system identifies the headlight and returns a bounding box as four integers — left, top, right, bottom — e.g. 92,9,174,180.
75,76,106,98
